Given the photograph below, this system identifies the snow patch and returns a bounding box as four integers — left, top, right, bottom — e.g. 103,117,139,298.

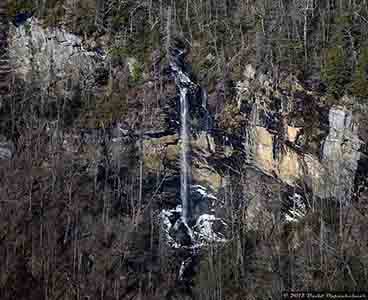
160,190,227,250
194,214,227,243
284,193,307,223
192,185,217,200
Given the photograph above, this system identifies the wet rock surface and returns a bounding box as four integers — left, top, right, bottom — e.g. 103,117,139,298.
161,185,227,248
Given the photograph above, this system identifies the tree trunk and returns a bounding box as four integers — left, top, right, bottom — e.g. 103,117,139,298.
0,1,11,97
304,13,308,66
95,0,105,31
166,6,172,57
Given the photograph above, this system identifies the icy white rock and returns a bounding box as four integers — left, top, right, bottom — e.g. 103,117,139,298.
284,193,307,223
192,185,217,200
194,214,227,243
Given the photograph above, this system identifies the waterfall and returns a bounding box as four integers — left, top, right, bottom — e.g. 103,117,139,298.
180,86,191,222
169,44,195,223
160,42,228,288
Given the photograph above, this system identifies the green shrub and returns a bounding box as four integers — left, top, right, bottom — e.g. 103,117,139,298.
130,61,143,85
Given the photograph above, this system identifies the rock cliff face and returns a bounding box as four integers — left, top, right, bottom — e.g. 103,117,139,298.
321,108,361,202
242,106,360,202
6,19,366,214
10,18,106,99
233,65,363,204
4,19,368,295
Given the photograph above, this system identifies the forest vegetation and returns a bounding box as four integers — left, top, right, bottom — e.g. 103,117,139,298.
0,0,368,299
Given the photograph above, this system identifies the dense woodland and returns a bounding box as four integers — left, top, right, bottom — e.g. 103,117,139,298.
0,0,368,299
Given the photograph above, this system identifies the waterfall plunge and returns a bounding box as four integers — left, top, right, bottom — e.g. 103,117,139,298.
160,44,228,284
180,86,190,222
169,46,194,224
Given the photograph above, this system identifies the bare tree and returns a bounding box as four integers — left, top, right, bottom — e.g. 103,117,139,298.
0,0,11,98
294,0,315,66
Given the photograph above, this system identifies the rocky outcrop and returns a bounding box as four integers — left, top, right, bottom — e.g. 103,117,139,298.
192,132,222,192
245,105,361,203
8,18,363,208
247,125,320,186
320,107,361,202
234,65,363,204
143,134,179,172
141,131,224,192
160,185,226,249
10,18,106,98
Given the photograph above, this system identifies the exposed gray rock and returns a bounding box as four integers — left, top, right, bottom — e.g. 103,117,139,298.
235,69,363,206
244,64,256,80
321,107,362,203
10,18,106,97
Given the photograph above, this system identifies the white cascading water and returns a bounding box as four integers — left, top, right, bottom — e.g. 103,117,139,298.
160,44,228,284
180,86,190,222
170,47,194,224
